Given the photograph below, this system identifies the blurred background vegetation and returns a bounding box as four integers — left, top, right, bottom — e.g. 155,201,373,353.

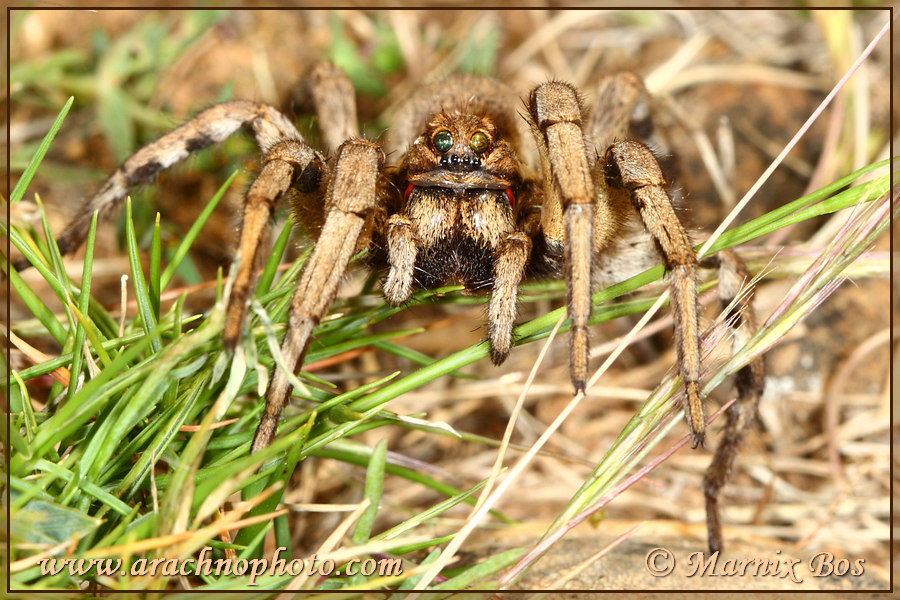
7,8,892,592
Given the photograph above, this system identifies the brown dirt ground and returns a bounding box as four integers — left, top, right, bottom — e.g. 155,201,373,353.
8,8,892,593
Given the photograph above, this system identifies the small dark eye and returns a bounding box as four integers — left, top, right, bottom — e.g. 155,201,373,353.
433,130,453,153
469,131,489,153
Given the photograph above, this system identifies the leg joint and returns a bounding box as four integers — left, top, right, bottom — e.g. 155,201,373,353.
529,81,585,131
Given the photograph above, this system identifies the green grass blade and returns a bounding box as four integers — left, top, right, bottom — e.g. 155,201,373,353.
124,197,162,353
7,267,69,345
149,213,162,319
431,547,523,590
232,412,315,553
314,443,513,524
65,211,99,401
11,97,74,204
703,159,890,255
11,334,153,469
67,303,114,369
256,214,294,296
160,170,238,290
352,439,386,546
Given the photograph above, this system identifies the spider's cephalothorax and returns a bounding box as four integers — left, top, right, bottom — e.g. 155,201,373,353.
383,111,523,300
29,62,764,552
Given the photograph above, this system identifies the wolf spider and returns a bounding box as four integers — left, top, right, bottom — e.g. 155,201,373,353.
31,62,764,552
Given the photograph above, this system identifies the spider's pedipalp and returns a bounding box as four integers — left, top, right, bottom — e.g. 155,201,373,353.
488,231,532,364
251,138,382,453
383,214,418,305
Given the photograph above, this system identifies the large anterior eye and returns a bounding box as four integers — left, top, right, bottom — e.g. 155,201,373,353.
433,129,453,153
469,131,490,153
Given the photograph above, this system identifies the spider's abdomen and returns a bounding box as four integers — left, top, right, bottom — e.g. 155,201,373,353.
405,186,515,292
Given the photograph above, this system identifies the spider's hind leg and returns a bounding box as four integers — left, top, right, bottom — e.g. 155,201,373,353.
14,100,312,274
298,61,359,154
700,249,766,552
592,72,766,552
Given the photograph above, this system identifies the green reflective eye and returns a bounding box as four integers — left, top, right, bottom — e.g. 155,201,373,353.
433,130,453,153
470,131,489,153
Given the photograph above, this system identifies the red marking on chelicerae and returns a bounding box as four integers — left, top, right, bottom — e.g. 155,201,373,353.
404,184,415,202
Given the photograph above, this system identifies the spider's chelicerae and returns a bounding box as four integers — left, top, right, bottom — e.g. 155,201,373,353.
41,62,764,552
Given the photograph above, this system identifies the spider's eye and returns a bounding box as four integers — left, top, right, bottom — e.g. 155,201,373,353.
433,130,453,153
469,131,490,153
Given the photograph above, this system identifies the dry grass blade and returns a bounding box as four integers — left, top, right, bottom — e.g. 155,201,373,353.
406,314,567,594
8,9,890,593
698,16,892,259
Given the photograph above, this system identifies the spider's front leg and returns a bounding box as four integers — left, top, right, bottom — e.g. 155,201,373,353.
224,139,324,349
527,82,598,392
602,141,705,446
251,139,383,453
227,62,358,348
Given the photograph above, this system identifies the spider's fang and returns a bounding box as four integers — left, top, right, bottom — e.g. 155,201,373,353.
404,183,415,201
504,188,515,207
